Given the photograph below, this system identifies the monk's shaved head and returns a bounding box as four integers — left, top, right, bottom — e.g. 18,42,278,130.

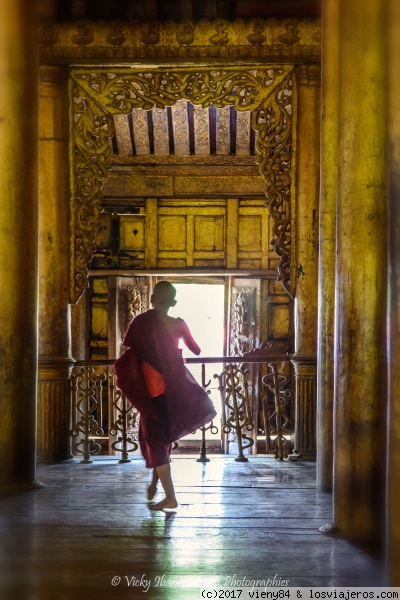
152,281,177,308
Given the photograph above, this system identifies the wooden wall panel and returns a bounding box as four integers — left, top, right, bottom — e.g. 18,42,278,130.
158,215,187,251
89,278,109,360
119,215,145,251
238,204,269,269
269,304,290,338
157,205,227,267
238,215,262,251
95,212,111,249
194,216,224,251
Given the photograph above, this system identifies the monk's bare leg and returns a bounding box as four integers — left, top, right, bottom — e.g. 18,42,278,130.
147,469,159,501
148,463,178,510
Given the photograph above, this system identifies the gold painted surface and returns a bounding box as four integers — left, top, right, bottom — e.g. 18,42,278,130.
235,110,252,155
144,199,158,268
193,104,210,155
112,114,132,156
158,216,187,251
194,216,224,251
91,306,108,338
237,259,262,270
102,172,263,196
39,18,320,63
388,0,400,583
92,279,108,295
173,175,265,195
292,360,317,457
108,154,258,166
89,278,109,359
119,216,145,251
0,0,38,484
152,107,170,156
69,66,294,301
317,0,338,493
216,106,231,155
333,0,387,537
226,199,239,268
293,65,320,356
95,212,111,249
102,175,174,197
171,99,190,155
269,304,290,338
108,164,261,176
91,199,276,274
157,258,186,268
131,108,150,155
157,205,225,215
238,215,262,251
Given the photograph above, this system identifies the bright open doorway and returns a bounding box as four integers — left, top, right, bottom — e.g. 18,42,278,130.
168,282,225,442
168,282,225,358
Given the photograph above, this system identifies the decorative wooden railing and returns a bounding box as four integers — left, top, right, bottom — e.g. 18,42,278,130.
70,346,292,464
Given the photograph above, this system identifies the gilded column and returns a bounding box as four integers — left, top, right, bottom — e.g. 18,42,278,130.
290,64,320,461
38,66,74,462
387,0,400,583
333,0,387,537
0,0,39,486
316,0,339,492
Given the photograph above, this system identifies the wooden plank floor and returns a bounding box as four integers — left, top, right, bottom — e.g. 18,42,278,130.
0,455,385,599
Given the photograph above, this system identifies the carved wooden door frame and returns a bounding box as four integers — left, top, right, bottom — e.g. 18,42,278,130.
69,65,296,303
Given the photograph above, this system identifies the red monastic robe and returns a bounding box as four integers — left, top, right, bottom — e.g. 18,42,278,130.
114,309,216,467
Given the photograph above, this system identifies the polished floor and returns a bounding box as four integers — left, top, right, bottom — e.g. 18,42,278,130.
0,455,385,600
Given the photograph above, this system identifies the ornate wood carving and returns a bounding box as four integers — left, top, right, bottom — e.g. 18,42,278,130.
254,74,294,295
126,280,149,319
69,66,294,302
214,363,255,462
230,286,256,356
39,18,320,62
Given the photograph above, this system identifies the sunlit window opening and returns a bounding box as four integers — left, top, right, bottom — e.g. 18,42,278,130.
168,283,225,358
168,283,225,440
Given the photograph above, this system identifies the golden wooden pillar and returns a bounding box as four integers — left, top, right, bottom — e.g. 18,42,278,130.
290,64,320,461
316,0,339,492
387,0,400,583
38,66,74,462
0,0,39,486
333,0,387,537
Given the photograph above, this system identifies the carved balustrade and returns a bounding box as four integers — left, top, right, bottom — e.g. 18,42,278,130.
70,350,291,464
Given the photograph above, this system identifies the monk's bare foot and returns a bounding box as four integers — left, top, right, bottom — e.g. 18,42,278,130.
148,498,178,511
147,482,158,501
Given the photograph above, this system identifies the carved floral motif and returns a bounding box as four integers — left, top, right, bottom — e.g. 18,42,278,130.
246,19,266,46
71,21,94,46
106,21,127,46
278,18,300,45
69,67,294,302
140,22,160,45
209,20,230,45
176,21,194,46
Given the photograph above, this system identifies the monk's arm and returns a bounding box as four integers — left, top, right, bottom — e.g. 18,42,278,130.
180,320,201,355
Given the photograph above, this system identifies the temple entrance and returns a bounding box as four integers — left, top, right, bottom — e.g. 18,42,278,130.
68,64,295,462
74,272,294,460
168,281,225,447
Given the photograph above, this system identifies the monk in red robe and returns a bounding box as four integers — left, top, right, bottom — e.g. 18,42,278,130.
115,281,216,510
